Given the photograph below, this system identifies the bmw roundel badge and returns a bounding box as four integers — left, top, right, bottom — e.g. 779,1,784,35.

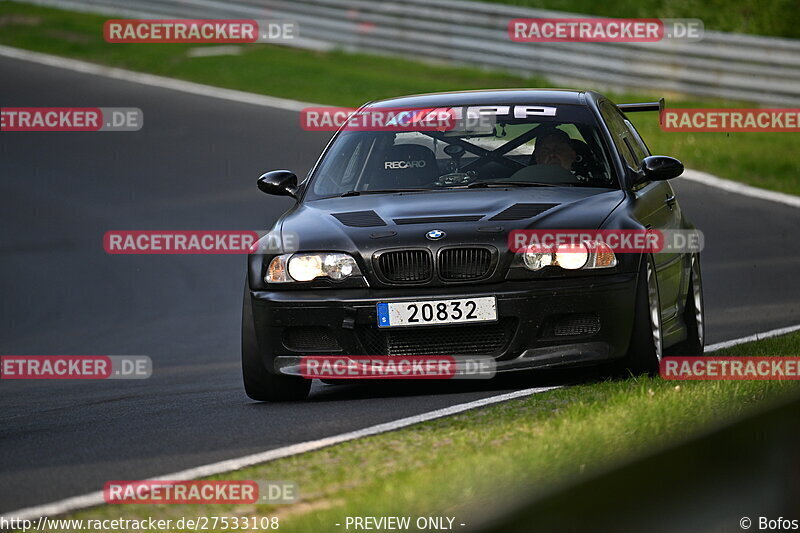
426,229,446,240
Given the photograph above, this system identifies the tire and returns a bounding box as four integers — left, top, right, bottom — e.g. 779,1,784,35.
619,255,663,376
242,283,311,402
665,254,705,357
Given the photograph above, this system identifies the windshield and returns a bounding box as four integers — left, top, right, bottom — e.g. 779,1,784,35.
306,104,616,200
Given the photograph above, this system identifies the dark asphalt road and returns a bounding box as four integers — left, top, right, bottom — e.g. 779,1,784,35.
1,55,799,514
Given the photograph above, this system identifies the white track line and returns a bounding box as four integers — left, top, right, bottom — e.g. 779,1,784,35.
0,45,799,209
681,169,800,209
705,323,800,352
0,45,316,112
4,324,799,521
3,324,800,522
0,386,560,521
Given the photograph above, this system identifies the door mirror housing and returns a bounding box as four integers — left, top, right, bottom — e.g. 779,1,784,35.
635,156,684,185
257,170,298,199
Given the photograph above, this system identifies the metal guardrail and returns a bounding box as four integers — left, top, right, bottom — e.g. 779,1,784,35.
18,0,800,106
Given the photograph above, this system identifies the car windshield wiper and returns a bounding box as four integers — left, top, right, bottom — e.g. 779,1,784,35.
466,181,563,188
340,188,427,197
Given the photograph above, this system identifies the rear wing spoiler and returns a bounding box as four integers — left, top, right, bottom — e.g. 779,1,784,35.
617,98,664,113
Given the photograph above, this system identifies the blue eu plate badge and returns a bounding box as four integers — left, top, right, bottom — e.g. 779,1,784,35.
377,303,390,327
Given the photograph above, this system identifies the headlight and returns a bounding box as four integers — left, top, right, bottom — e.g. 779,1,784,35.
266,254,291,283
522,244,553,271
554,243,588,270
585,241,617,269
522,241,616,271
265,253,362,283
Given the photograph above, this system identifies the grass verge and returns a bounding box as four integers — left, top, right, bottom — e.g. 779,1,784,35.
1,3,799,195
49,332,800,532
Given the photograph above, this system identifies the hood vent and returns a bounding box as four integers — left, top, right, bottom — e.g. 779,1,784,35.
394,215,483,225
489,203,559,221
332,210,387,227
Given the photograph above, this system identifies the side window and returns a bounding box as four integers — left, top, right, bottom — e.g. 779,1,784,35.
599,100,639,169
339,138,369,190
622,117,650,161
313,135,372,196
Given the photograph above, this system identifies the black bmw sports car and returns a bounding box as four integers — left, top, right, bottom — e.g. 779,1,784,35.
243,89,704,401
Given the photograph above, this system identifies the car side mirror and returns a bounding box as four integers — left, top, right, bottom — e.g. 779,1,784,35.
636,156,684,184
257,170,298,199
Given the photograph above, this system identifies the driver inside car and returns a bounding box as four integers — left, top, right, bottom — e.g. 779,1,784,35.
533,129,577,171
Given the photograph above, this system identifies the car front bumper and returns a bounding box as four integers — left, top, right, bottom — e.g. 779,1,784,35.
248,273,638,376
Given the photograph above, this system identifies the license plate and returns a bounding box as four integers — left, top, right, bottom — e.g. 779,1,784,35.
376,297,497,328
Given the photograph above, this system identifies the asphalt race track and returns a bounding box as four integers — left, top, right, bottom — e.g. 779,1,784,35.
1,54,800,514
